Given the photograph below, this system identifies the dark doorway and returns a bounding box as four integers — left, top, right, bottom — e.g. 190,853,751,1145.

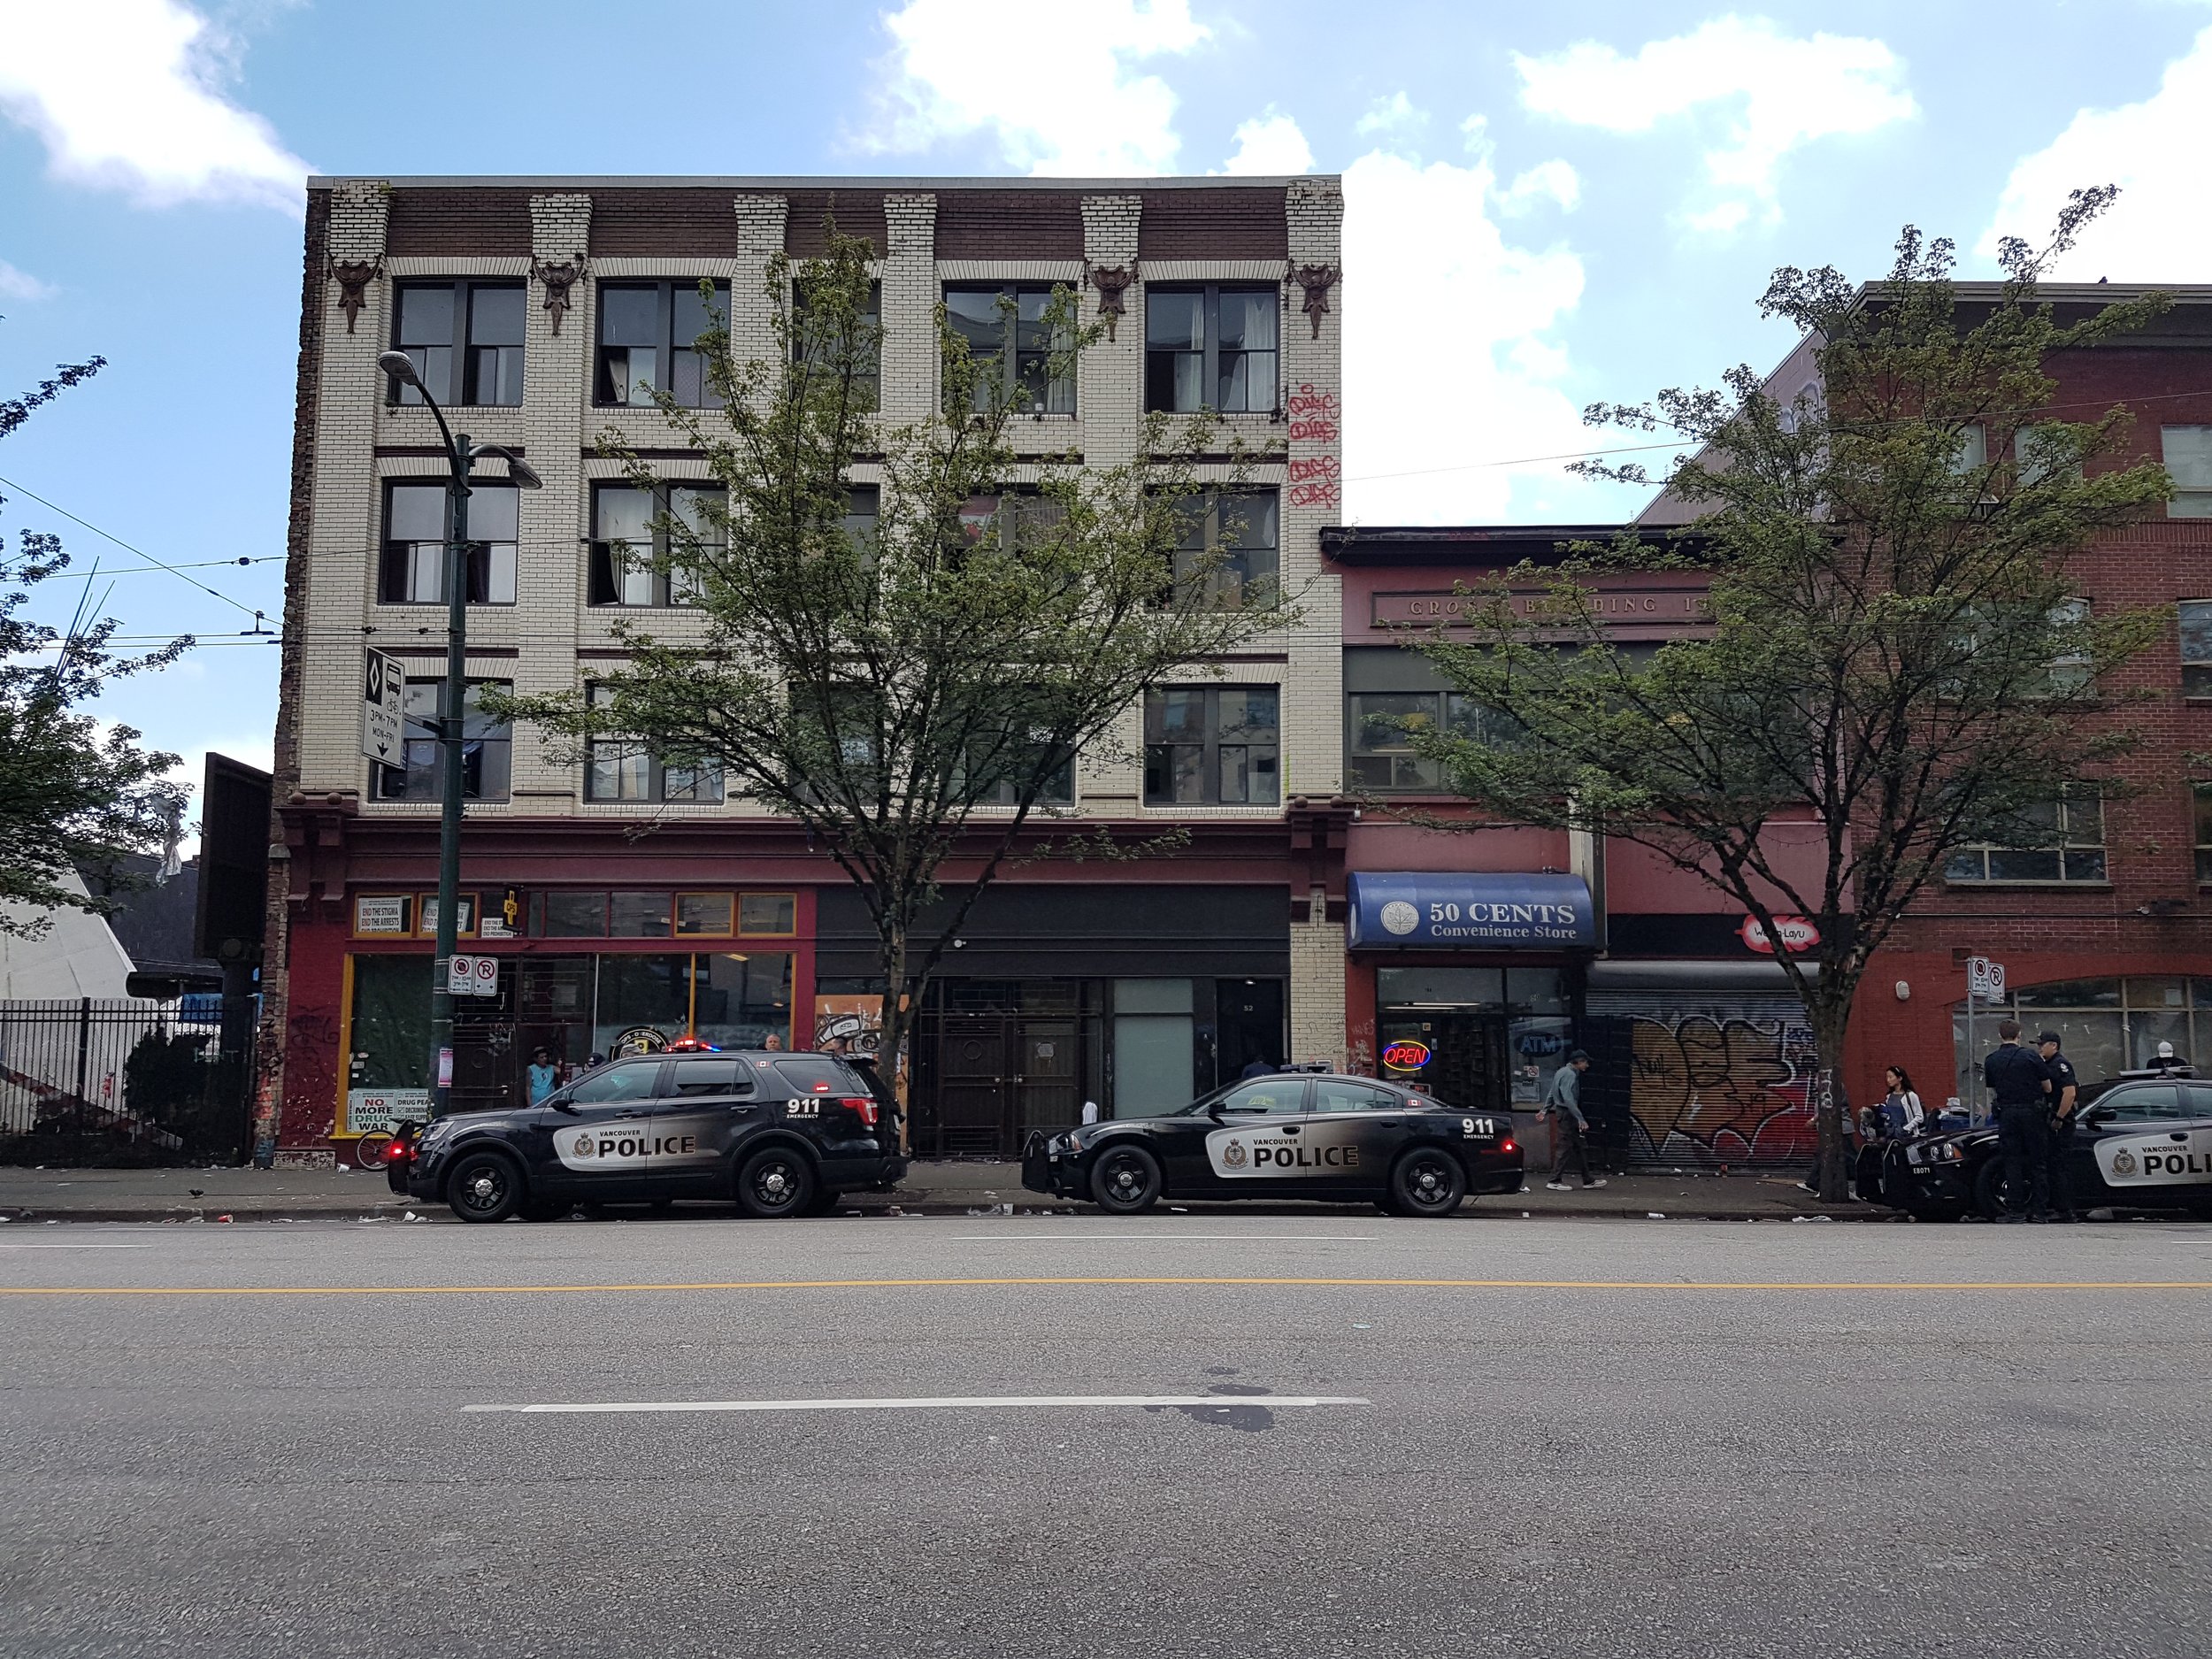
1214,979,1285,1083
914,979,1097,1157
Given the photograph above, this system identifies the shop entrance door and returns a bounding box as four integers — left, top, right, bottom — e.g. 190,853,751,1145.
933,1015,1011,1157
1378,1006,1509,1112
917,981,1088,1157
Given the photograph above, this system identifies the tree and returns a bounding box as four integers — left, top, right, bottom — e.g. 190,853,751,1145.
1401,194,2172,1198
503,228,1290,1103
0,350,188,935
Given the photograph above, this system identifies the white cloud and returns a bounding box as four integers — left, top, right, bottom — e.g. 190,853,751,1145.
1343,145,1625,523
0,259,56,303
0,0,309,211
1355,91,1427,138
1219,110,1314,175
1499,159,1581,216
1980,24,2212,280
1515,16,1916,230
869,0,1209,174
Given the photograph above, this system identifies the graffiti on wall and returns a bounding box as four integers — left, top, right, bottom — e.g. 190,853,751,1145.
1287,383,1340,445
1625,1009,1817,1164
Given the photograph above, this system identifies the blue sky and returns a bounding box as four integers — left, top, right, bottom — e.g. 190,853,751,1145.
3,0,2209,829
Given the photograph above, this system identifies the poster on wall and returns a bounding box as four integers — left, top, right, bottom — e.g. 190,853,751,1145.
346,1089,432,1135
812,995,907,1089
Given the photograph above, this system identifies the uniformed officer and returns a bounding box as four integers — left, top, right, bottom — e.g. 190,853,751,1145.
1984,1019,2053,1222
2038,1031,2081,1223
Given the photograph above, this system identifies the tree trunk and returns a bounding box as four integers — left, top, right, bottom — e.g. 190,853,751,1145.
875,926,913,1156
1811,1001,1855,1202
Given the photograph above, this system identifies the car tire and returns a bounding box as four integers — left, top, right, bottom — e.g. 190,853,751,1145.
804,1187,842,1217
522,1195,572,1223
447,1150,526,1224
736,1146,817,1219
1091,1144,1164,1215
1973,1156,2025,1221
1388,1148,1466,1218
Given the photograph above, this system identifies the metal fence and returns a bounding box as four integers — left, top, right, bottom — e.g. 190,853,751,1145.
0,997,258,1166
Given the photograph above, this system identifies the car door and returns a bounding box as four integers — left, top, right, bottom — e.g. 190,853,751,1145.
1306,1078,1414,1196
541,1058,666,1200
2078,1083,2212,1207
1193,1076,1315,1194
648,1057,759,1197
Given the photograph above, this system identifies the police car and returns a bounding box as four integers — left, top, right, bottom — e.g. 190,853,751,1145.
1878,1072,2212,1221
388,1050,906,1223
1021,1069,1525,1217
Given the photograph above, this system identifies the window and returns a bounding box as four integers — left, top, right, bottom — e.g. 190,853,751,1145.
595,280,729,408
610,892,673,937
380,480,518,606
589,482,724,608
390,282,524,407
666,1059,752,1098
1173,490,1279,608
1311,1079,1401,1112
964,712,1075,808
1146,286,1279,414
2016,424,2080,486
1343,648,1517,792
739,893,796,935
2162,426,2212,518
567,1060,663,1105
535,891,609,937
2044,596,2092,695
1944,795,2105,883
956,490,1065,556
1947,423,1988,475
2194,786,2212,881
2094,1084,2187,1122
676,893,733,936
1144,686,1279,806
2182,603,2212,696
1215,1077,1306,1115
375,679,511,803
793,280,881,413
585,684,722,803
944,285,1074,414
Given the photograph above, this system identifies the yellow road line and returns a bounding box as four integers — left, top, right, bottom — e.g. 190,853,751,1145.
2,1276,2211,1298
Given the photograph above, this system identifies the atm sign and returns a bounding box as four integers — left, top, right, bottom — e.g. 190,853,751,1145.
1382,1040,1432,1071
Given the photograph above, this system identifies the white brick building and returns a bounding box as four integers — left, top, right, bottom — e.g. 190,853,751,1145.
265,174,1351,1164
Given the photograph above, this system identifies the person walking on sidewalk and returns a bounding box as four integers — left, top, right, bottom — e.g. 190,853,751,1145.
1541,1050,1607,1191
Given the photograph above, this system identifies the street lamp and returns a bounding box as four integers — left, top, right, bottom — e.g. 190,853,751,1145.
374,350,541,1116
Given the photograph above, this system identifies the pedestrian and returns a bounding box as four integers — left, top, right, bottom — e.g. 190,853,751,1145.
1984,1019,2054,1221
2038,1031,2081,1223
526,1047,558,1104
762,1032,785,1051
1540,1049,1607,1191
1239,1054,1278,1080
2149,1040,2189,1076
1878,1065,1925,1137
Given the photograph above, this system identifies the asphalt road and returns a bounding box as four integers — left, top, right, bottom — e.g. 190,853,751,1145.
3,1212,2209,1658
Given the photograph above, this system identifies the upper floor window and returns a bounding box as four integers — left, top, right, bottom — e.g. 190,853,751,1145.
955,489,1064,556
390,282,524,407
589,482,724,608
794,280,881,413
2181,601,2212,697
2193,784,2212,882
1146,286,1279,414
1173,489,1279,609
376,679,511,803
596,280,730,409
2016,424,2081,486
944,285,1074,415
381,480,517,605
1343,647,1520,793
2163,426,2212,518
1144,686,1279,807
1947,424,1988,475
964,710,1075,808
1943,795,2105,884
585,684,722,803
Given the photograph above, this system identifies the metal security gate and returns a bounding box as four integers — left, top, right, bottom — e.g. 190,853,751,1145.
913,980,1090,1158
0,997,258,1165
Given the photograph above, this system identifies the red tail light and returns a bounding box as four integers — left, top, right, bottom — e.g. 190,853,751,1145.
839,1095,879,1128
1500,1138,1517,1154
387,1139,412,1162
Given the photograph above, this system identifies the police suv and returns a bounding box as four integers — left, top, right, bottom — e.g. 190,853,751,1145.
1879,1072,2212,1221
1022,1069,1525,1217
389,1050,905,1223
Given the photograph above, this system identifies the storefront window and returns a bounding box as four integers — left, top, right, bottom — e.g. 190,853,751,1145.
692,953,795,1049
349,956,432,1090
1953,976,2212,1105
610,892,673,937
676,893,733,936
1374,964,1570,1110
739,893,797,935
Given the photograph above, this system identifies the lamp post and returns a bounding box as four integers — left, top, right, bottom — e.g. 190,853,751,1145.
374,350,541,1116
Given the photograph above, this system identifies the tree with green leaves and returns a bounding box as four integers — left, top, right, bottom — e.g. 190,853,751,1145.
502,228,1289,1103
1402,192,2172,1197
0,350,188,936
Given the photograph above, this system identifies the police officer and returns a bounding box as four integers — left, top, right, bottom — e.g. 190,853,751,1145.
2038,1031,2081,1223
1984,1019,2053,1222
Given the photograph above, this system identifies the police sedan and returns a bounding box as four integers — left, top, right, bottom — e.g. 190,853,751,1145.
1877,1073,2212,1221
388,1049,906,1222
1022,1070,1525,1217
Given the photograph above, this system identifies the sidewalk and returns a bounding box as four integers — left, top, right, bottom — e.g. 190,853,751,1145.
0,1162,1880,1223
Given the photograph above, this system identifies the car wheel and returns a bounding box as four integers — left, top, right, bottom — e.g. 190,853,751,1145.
803,1187,843,1217
1090,1145,1163,1215
1389,1148,1466,1218
1973,1157,2025,1221
736,1146,817,1219
447,1150,525,1224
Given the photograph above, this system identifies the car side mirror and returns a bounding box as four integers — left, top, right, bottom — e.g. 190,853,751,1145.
547,1094,579,1115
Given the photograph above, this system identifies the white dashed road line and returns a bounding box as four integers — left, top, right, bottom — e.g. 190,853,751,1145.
465,1394,1371,1416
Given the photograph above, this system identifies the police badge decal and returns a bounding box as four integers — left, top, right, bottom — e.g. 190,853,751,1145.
2112,1148,2138,1176
1223,1140,1248,1169
572,1132,595,1159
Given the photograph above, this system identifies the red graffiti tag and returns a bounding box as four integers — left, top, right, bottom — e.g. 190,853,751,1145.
1286,382,1340,418
1288,419,1339,442
1287,455,1340,482
1287,480,1342,507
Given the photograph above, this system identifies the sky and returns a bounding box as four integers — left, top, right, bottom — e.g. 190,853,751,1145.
3,0,2210,836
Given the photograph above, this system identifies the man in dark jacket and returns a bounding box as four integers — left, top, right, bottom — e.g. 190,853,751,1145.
1540,1050,1606,1191
1985,1020,2054,1222
2038,1031,2081,1223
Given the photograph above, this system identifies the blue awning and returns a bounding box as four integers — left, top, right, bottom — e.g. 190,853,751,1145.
1348,872,1596,950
